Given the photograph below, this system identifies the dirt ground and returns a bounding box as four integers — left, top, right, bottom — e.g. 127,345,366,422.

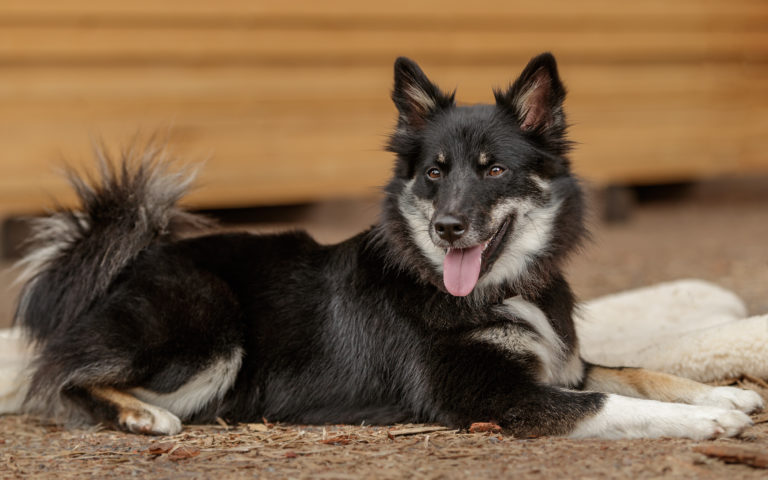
2,176,768,479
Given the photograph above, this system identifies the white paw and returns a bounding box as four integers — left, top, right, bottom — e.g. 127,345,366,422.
678,405,754,440
693,386,765,414
121,404,182,436
571,394,754,440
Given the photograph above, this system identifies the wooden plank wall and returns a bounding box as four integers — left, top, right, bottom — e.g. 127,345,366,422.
1,0,766,214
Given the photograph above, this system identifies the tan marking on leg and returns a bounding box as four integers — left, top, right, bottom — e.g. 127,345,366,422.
585,366,765,413
585,366,710,403
90,386,182,435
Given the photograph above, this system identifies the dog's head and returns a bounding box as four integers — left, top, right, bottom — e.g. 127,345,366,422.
381,53,585,298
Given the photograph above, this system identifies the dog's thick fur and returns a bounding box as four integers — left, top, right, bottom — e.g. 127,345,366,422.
13,53,762,439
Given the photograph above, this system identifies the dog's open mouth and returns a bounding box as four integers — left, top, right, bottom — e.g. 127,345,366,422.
442,217,512,297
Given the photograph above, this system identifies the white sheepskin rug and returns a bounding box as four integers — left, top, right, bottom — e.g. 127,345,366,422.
577,279,768,383
0,326,31,414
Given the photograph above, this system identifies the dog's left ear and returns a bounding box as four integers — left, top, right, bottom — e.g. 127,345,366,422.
392,57,454,129
495,53,566,134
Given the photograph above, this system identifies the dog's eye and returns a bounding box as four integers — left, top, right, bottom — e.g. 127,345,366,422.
426,167,442,179
487,165,506,177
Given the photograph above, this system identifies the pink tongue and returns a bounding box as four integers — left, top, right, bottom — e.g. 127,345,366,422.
443,245,483,297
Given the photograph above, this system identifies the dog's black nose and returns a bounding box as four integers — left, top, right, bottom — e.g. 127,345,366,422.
434,215,467,243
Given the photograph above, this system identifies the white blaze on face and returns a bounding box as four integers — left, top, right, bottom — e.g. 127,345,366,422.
399,179,490,296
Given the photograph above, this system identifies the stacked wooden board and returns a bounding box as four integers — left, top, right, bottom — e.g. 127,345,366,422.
1,0,766,214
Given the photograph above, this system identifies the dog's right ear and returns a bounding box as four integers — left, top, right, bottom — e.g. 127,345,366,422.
392,57,454,129
495,52,566,134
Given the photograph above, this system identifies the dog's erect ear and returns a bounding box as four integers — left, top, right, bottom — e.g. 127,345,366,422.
392,57,454,129
495,53,566,133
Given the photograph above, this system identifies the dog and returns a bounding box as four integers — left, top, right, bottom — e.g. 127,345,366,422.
12,53,763,439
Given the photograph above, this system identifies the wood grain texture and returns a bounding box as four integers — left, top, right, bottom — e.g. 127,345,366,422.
2,27,766,64
3,0,766,18
0,0,766,214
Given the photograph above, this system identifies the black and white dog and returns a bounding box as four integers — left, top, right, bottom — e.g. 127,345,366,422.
13,53,762,439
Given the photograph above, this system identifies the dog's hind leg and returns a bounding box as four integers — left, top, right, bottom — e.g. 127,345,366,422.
77,386,182,435
583,364,764,414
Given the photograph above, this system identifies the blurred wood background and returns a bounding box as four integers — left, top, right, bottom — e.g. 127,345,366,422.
0,0,766,214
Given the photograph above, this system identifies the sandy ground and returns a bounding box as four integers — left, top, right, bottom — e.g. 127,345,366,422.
1,176,768,478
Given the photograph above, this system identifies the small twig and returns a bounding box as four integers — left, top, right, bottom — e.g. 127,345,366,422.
387,426,451,437
199,446,254,453
694,445,768,469
215,417,229,429
244,423,269,432
168,445,200,461
751,412,768,425
468,422,502,434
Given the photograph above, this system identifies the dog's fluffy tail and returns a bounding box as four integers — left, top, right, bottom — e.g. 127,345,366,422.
14,142,210,344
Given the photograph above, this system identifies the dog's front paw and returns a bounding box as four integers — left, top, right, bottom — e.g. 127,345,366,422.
681,406,753,440
119,404,182,436
570,395,754,440
693,386,764,414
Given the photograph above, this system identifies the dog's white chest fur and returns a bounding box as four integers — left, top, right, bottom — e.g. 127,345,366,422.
470,296,583,387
